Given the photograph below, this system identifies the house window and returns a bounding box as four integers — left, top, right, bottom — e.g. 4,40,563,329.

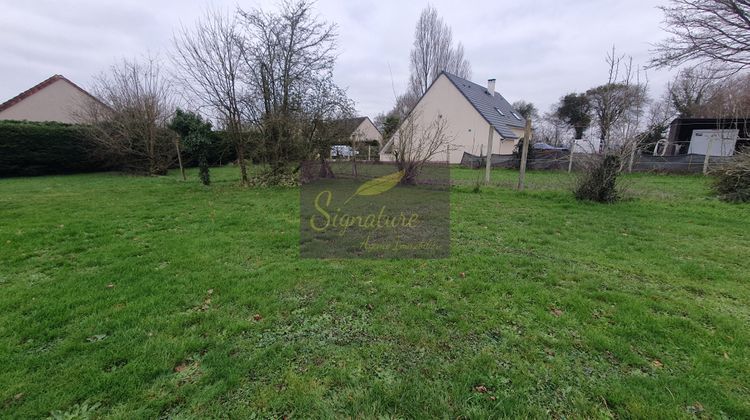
511,111,522,120
495,107,505,116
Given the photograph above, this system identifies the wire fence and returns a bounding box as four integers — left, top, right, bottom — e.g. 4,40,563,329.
460,151,736,173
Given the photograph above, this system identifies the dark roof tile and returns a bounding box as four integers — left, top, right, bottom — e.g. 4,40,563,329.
442,71,525,139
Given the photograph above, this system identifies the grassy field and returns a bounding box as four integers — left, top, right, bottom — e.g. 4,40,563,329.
1,166,748,418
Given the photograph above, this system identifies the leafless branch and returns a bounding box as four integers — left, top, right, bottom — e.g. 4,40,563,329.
651,0,750,72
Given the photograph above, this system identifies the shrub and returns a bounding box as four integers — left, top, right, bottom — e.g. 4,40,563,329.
573,154,621,203
169,109,213,185
173,131,237,168
0,120,106,177
81,122,176,175
712,152,750,202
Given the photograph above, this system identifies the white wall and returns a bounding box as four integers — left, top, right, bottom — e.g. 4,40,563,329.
688,129,739,156
380,74,518,164
352,118,382,144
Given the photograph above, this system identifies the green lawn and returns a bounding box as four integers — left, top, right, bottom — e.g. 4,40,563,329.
1,166,748,418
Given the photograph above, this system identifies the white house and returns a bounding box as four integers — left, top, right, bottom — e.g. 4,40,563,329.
0,75,99,124
380,72,526,164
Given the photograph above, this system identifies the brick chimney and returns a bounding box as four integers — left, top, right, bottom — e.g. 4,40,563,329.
487,79,496,96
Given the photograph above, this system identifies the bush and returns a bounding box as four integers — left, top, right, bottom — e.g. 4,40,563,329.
574,154,621,203
201,131,239,166
0,120,106,177
82,121,177,175
712,152,750,202
169,109,213,185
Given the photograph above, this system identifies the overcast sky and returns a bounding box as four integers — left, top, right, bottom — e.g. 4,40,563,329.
0,0,675,118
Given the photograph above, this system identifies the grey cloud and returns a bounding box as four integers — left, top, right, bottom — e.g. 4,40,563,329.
0,0,674,119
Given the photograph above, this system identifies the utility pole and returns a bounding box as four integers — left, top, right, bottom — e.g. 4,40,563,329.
484,126,494,185
517,119,532,190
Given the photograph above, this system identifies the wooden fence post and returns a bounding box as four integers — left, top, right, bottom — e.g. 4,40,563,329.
484,126,494,185
175,138,186,181
517,119,532,191
703,137,713,175
568,142,575,173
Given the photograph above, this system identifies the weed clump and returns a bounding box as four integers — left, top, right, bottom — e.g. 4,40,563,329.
712,151,750,202
574,154,621,203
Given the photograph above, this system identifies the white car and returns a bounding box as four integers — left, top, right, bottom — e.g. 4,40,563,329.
330,145,358,158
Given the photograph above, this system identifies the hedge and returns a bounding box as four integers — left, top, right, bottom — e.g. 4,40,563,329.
0,120,245,177
0,120,106,177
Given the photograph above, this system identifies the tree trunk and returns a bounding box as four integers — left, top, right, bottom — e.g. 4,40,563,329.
318,154,335,178
236,142,249,185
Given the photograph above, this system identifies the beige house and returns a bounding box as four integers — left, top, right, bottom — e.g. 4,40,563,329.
339,116,383,145
330,116,383,160
0,75,100,124
380,72,526,164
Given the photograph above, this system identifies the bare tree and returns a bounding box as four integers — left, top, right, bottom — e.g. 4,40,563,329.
651,0,750,73
239,0,338,173
172,8,251,185
390,111,453,184
408,5,471,98
587,48,648,151
571,50,650,199
700,72,750,116
632,96,677,156
667,65,721,117
300,77,355,177
79,56,177,175
535,109,570,147
393,91,420,118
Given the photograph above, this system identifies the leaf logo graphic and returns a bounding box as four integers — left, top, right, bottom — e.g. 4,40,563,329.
344,170,404,204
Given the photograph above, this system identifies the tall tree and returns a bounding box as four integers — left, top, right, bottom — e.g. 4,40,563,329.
408,5,471,98
556,93,591,140
172,8,251,185
239,0,340,173
651,0,750,73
